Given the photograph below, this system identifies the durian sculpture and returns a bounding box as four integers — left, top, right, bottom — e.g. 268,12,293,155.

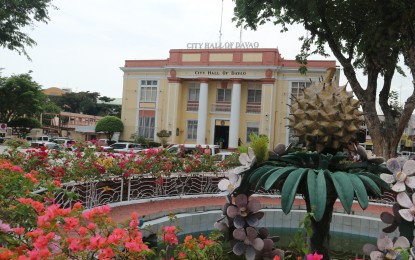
288,67,363,152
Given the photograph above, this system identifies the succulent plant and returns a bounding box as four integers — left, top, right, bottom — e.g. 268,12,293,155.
287,68,363,152
232,227,264,260
226,194,263,228
380,203,402,233
363,233,411,260
381,158,415,192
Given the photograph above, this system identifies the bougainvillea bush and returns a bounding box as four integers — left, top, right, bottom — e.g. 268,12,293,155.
0,144,240,183
0,154,227,259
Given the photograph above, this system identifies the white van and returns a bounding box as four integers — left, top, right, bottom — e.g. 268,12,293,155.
167,144,220,156
53,139,76,149
399,151,415,159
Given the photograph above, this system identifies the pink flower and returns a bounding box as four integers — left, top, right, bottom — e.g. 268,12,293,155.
11,166,23,172
13,227,24,235
307,252,323,260
99,247,115,259
0,220,11,233
63,217,80,231
68,238,80,252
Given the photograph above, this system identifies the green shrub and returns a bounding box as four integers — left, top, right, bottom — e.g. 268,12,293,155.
5,138,29,148
237,144,248,154
249,133,269,164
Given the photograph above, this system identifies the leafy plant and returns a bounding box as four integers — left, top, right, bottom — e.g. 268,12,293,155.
248,133,269,164
239,149,390,256
4,138,29,148
287,212,313,257
95,116,124,140
157,129,171,138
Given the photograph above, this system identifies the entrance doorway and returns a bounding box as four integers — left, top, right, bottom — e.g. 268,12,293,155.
214,120,229,149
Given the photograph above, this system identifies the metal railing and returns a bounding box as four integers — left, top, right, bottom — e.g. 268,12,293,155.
43,174,396,210
246,103,261,114
186,102,199,112
212,103,231,113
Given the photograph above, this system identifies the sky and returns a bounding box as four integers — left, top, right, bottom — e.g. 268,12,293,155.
0,0,412,102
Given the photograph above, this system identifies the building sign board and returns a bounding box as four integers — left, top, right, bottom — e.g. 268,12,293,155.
194,70,247,76
186,42,259,49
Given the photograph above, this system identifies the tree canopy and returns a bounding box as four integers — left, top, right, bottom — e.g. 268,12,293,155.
0,73,47,123
8,117,41,137
49,92,121,117
0,0,55,59
233,0,415,158
95,116,124,140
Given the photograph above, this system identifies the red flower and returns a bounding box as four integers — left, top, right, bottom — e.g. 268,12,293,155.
307,252,324,260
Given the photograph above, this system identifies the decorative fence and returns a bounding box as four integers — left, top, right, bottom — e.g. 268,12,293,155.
36,173,397,210
51,173,225,210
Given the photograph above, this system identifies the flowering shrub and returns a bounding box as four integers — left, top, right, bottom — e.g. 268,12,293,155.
158,224,223,260
0,201,154,259
0,146,229,259
0,144,237,183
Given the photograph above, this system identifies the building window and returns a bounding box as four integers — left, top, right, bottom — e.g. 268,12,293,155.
140,80,158,102
247,84,262,103
187,83,200,111
247,84,261,114
217,88,232,102
246,122,259,143
188,83,200,101
291,81,311,98
138,116,155,139
187,120,198,140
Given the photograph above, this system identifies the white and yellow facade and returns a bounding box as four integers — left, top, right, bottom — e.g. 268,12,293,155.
120,48,338,149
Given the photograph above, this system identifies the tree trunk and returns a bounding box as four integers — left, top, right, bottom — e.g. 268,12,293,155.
304,194,337,259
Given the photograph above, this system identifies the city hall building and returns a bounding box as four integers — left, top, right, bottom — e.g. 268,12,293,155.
120,47,338,149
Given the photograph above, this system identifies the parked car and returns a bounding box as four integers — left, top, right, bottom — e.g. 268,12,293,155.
30,141,61,150
104,142,144,153
167,144,220,156
53,139,76,149
26,136,53,144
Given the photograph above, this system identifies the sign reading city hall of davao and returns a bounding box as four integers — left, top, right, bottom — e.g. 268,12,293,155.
186,41,259,49
177,69,261,78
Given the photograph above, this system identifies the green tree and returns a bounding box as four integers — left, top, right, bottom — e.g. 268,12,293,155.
8,117,41,137
0,73,47,123
95,116,124,141
49,92,120,117
0,0,55,59
233,0,415,159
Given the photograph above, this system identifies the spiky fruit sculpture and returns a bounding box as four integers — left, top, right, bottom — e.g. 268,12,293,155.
288,68,363,152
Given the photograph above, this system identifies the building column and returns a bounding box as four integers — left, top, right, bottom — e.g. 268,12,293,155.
197,78,209,144
167,73,182,144
228,79,242,149
261,78,276,149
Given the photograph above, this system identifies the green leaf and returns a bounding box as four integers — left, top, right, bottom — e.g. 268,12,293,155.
307,169,327,221
281,168,307,214
348,174,369,210
280,154,302,165
264,166,297,190
248,165,276,183
327,171,354,214
255,168,280,190
358,171,390,191
345,162,368,170
357,175,382,196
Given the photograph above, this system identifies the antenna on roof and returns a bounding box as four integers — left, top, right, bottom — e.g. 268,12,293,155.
219,0,224,47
